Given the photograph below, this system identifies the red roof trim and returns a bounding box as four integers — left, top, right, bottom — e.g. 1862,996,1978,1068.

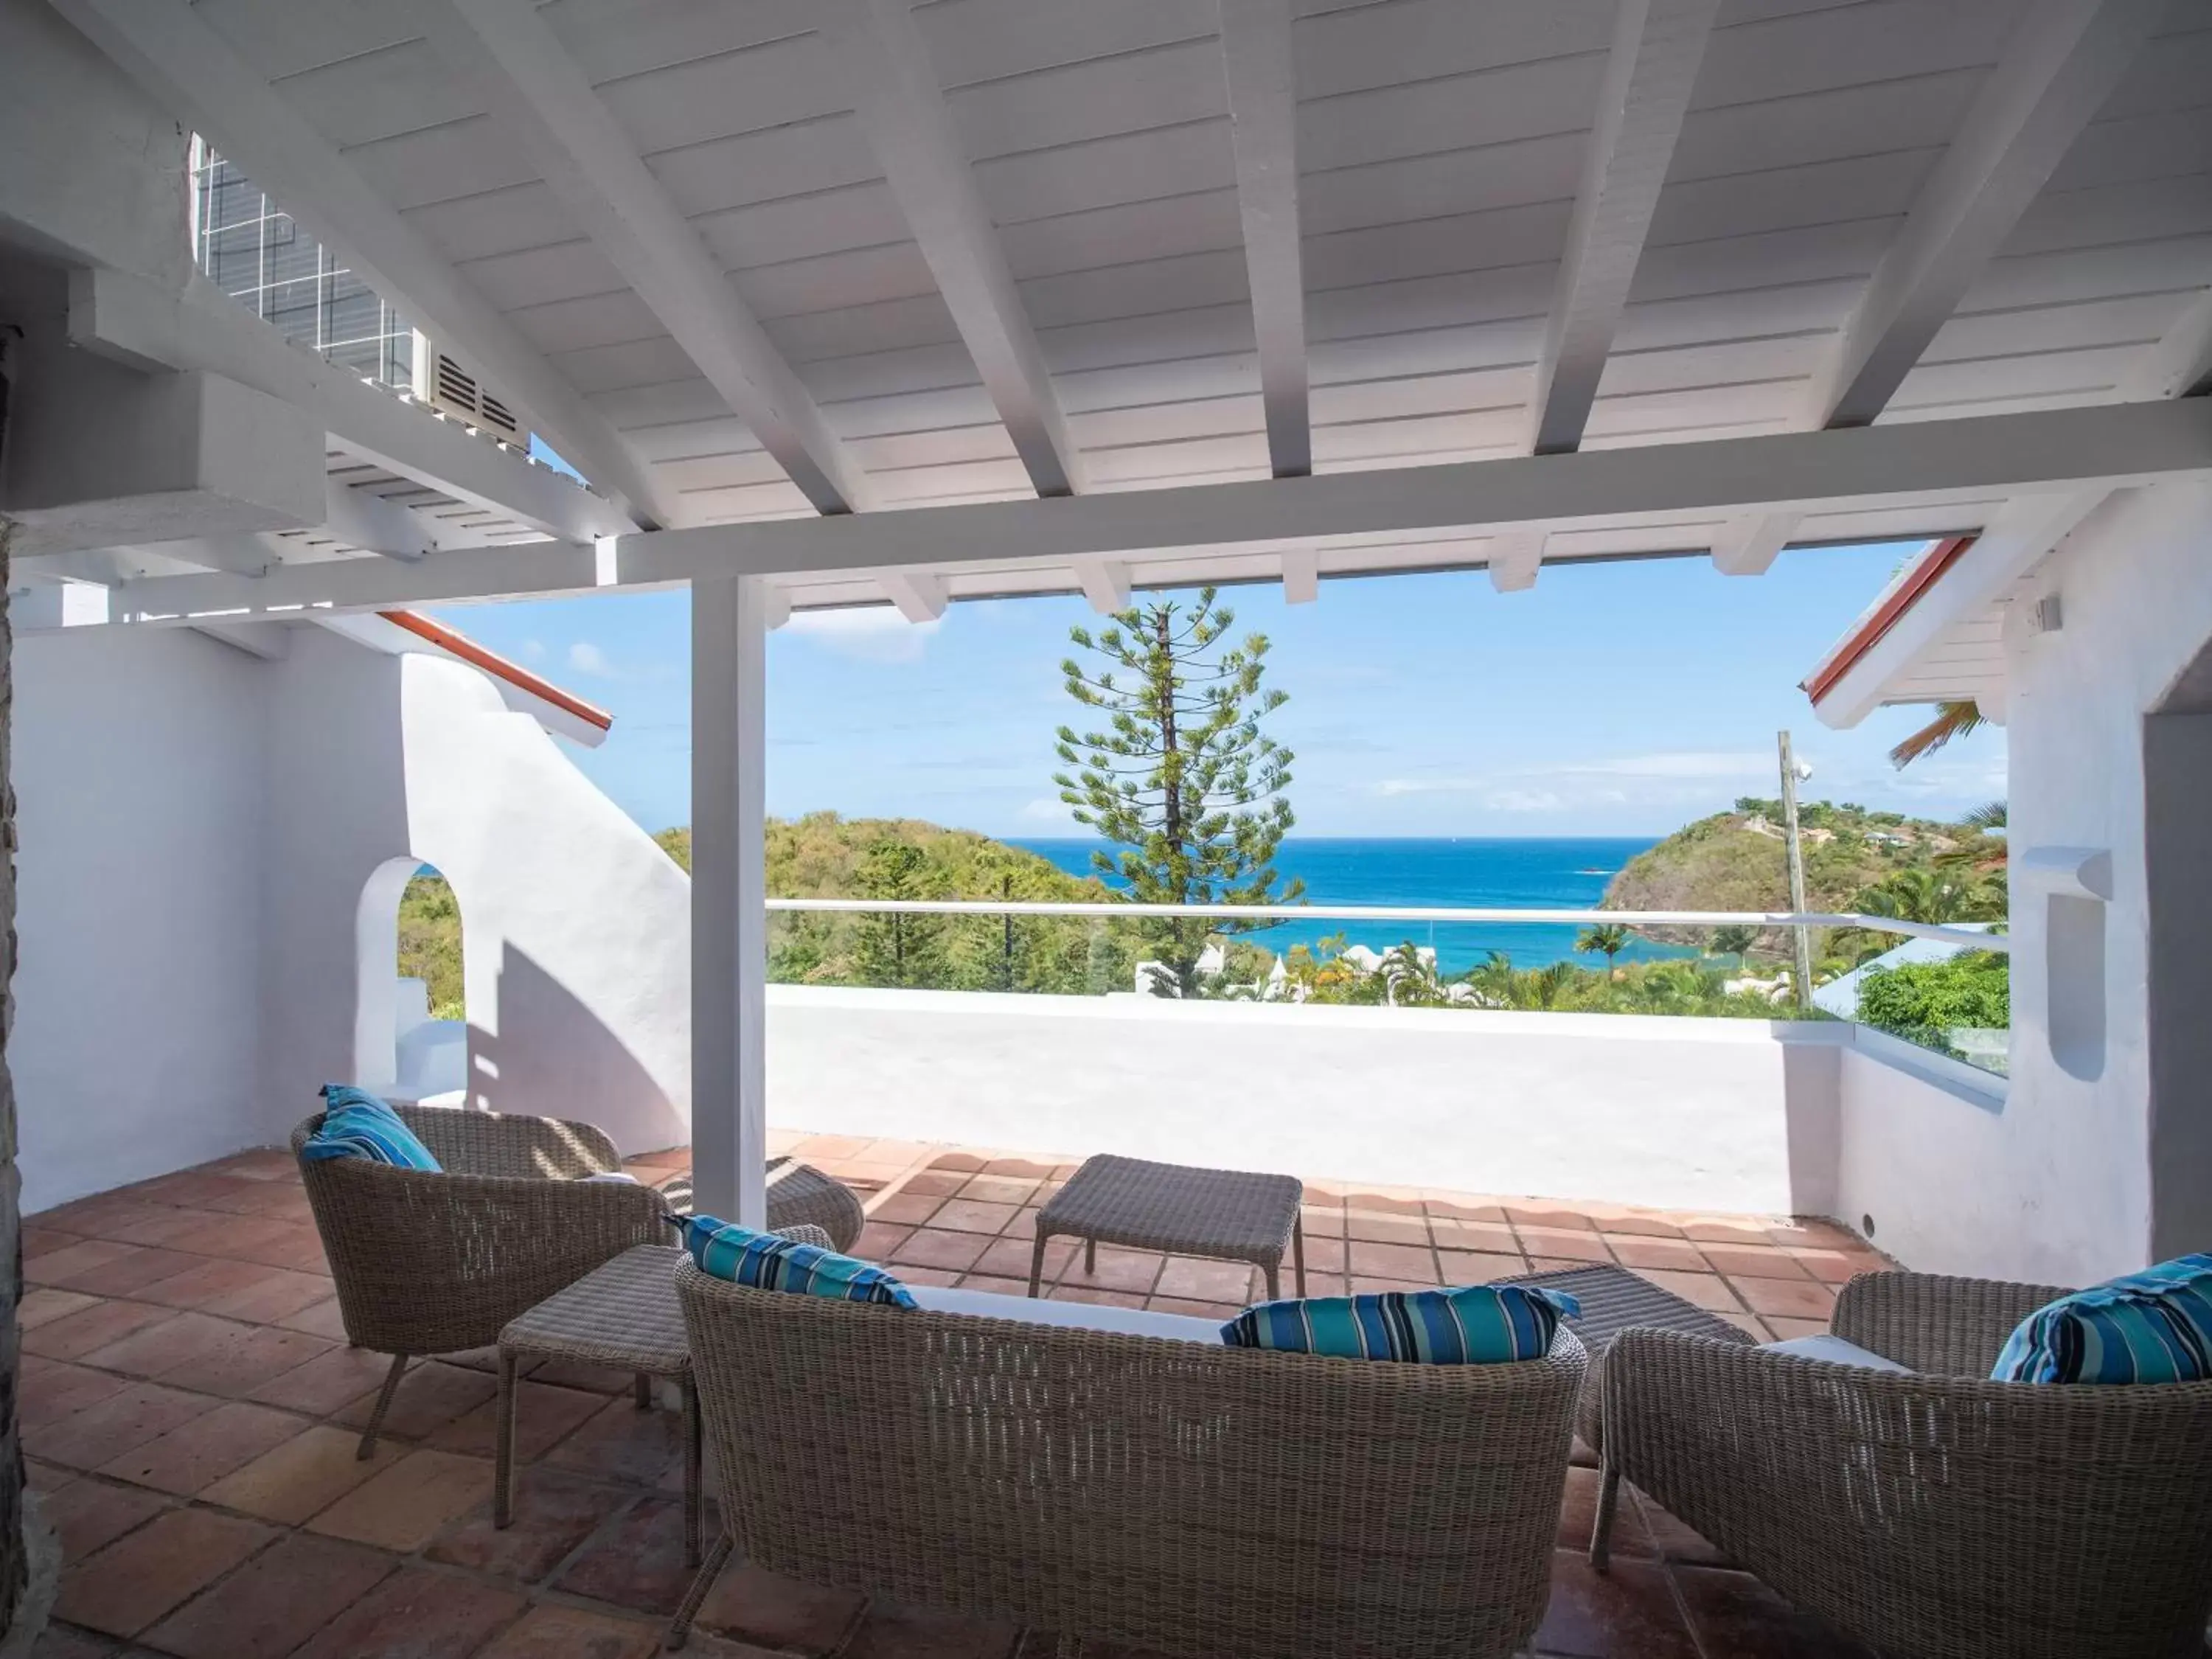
378,611,613,731
1802,534,1978,706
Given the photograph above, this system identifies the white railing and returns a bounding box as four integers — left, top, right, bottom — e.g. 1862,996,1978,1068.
766,897,2008,953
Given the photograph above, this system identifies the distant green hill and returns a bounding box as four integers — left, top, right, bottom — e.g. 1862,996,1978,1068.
1603,799,2003,959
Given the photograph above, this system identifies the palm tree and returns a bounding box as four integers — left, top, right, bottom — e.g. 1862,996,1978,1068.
1576,922,1632,978
1709,924,1759,967
1889,700,1984,768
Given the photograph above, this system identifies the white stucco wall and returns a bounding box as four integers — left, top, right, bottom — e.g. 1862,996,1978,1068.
1837,481,2212,1287
14,622,693,1211
258,632,691,1153
768,987,1847,1217
12,628,268,1212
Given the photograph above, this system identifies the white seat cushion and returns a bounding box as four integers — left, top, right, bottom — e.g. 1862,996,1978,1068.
1761,1333,1913,1373
908,1284,1224,1344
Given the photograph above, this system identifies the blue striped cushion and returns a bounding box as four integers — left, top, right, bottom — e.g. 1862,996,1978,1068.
1221,1283,1579,1363
299,1085,441,1170
673,1214,915,1309
1991,1254,2212,1384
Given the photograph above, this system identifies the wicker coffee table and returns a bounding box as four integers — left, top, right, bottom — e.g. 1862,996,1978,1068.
498,1244,703,1565
1030,1152,1305,1301
1501,1262,1755,1450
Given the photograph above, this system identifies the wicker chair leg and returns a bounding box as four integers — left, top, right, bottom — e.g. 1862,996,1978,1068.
681,1375,703,1568
665,1530,734,1651
1589,1458,1622,1571
1026,1231,1048,1298
495,1350,518,1528
357,1354,411,1461
1291,1217,1307,1297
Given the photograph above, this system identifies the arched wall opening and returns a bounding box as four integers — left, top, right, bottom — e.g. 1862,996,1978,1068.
353,855,469,1100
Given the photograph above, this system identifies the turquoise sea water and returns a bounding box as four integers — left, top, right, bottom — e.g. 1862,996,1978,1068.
1007,836,1693,975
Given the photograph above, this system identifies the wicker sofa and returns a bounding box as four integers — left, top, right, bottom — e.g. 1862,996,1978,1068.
671,1262,1587,1658
1593,1269,2212,1659
293,1104,669,1456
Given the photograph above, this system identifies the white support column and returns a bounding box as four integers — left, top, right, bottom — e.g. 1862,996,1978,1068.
689,573,770,1227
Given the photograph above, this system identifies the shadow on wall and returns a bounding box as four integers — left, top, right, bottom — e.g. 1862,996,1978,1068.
467,940,685,1150
1780,1033,1844,1219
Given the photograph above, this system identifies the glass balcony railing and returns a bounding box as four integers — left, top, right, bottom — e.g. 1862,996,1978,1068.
759,897,2010,1060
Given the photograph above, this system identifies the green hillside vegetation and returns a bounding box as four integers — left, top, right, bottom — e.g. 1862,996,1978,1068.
1604,797,2006,967
659,813,1145,994
397,872,465,1019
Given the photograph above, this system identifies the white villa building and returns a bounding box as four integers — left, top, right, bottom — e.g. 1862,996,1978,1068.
1,0,2210,1641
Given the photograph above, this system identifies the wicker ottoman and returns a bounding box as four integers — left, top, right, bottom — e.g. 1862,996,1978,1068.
498,1245,704,1565
650,1156,865,1253
1029,1152,1305,1301
1500,1262,1755,1451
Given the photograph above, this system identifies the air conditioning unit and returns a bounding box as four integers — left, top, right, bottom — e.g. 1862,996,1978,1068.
410,333,521,440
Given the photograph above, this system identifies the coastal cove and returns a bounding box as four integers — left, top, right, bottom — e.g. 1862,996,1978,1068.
1010,836,1688,974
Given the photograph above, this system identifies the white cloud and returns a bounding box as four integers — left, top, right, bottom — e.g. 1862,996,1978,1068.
1485,787,1566,813
566,641,616,678
784,606,942,664
1573,751,1771,779
1018,796,1077,824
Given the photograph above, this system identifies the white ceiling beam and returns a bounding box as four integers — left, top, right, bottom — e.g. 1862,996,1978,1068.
1075,557,1133,614
1810,489,2112,727
1486,529,1545,593
1219,0,1310,479
69,270,630,544
52,0,674,528
620,397,2211,585
1810,0,2163,429
433,0,872,516
85,399,2212,625
1279,548,1318,605
820,0,1082,499
2121,288,2212,403
1710,512,1801,577
880,571,948,624
1526,0,1723,456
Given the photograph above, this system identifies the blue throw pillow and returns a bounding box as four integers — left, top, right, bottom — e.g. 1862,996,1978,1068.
300,1085,442,1171
1221,1282,1579,1363
672,1213,915,1309
1991,1253,2212,1384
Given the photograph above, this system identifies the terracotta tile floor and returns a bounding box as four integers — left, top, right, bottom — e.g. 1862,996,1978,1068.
21,1131,1894,1659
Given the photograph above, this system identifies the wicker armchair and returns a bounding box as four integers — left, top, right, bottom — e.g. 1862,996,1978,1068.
669,1262,1587,1658
1593,1270,2212,1659
293,1105,668,1457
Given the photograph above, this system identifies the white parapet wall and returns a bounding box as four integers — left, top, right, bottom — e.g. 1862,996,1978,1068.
768,987,1851,1218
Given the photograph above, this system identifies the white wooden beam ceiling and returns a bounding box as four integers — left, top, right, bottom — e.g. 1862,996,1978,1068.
69,268,629,544
1809,0,2165,430
50,0,677,529
1526,0,1723,456
1710,512,1801,577
821,0,1084,499
434,0,872,516
880,571,949,624
1219,0,1310,479
1074,557,1133,614
90,399,2212,627
1486,529,1545,593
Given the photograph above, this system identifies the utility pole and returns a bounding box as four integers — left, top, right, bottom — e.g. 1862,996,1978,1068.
1778,729,1815,1012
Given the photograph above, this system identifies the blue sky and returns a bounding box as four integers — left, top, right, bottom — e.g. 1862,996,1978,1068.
425,540,2005,840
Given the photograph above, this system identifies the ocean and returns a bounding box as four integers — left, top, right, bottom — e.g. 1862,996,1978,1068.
1007,836,1690,975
